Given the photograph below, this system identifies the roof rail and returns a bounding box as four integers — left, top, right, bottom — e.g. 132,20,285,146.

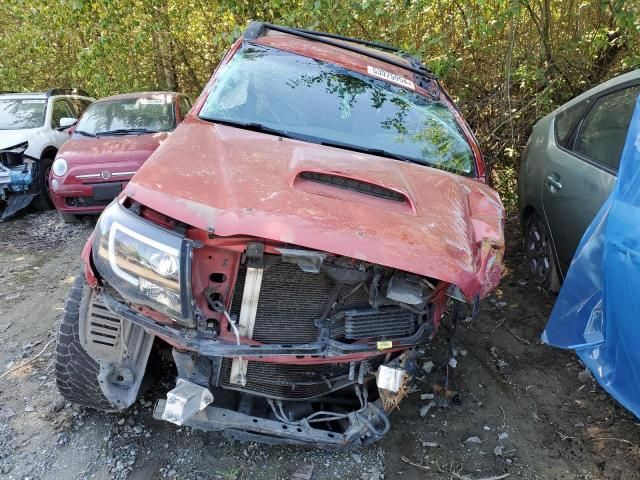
0,91,17,95
46,88,91,98
243,22,435,79
292,27,399,53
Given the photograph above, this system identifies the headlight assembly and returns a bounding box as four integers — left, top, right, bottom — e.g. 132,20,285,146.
92,202,194,326
52,157,68,176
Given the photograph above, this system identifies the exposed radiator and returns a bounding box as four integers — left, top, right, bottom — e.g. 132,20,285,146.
230,259,370,344
219,357,384,400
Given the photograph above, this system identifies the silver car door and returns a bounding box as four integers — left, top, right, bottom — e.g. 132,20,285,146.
542,83,640,271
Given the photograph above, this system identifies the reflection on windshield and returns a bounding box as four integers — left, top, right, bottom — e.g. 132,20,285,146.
0,99,46,130
76,96,175,135
199,45,474,175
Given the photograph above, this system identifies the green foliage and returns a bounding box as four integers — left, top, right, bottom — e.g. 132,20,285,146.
1,0,638,210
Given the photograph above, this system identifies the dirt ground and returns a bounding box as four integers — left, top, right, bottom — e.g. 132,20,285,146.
1,210,640,480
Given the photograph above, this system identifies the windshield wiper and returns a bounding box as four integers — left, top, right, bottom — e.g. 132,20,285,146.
95,128,160,136
316,138,423,165
74,130,95,137
201,117,425,165
200,117,303,141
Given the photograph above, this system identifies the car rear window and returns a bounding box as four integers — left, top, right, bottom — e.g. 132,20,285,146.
199,44,475,176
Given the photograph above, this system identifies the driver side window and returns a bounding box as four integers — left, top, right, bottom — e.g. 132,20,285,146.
51,99,75,129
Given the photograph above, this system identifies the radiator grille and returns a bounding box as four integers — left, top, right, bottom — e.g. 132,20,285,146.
219,358,384,400
230,260,370,344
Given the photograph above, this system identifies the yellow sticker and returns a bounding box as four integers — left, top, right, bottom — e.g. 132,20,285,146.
377,341,393,350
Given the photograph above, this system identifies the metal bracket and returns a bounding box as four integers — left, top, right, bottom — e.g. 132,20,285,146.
276,247,327,273
161,379,214,426
230,242,264,386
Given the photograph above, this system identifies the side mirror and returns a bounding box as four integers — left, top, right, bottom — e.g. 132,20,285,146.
59,117,77,129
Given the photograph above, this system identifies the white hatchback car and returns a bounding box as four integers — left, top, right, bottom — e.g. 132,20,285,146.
0,89,94,219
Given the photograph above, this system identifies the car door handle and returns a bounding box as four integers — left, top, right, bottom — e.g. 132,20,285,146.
546,176,562,191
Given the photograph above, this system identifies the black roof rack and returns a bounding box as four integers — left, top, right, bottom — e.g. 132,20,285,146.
46,88,91,98
0,91,17,94
243,22,435,79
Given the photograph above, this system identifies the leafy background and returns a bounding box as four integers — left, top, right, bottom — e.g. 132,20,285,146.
1,0,638,211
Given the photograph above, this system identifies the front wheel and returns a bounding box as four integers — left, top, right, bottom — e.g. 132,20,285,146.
31,156,54,210
524,212,560,293
55,276,114,410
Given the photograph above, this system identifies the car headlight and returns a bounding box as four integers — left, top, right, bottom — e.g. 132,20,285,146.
92,202,194,325
52,157,67,176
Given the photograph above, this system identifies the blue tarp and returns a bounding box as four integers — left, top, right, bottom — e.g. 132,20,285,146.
543,95,640,419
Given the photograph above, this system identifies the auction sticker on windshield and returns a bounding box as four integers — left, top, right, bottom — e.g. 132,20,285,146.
367,66,415,90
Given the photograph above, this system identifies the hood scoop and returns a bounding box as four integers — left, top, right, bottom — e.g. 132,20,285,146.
294,171,416,215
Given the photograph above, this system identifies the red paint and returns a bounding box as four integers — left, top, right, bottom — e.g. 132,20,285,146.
127,120,503,301
50,92,185,215
81,232,98,287
83,30,504,365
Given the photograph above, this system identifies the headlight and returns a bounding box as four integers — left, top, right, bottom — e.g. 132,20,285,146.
92,202,194,325
52,157,67,176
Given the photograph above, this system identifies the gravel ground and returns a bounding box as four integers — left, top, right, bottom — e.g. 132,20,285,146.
1,210,640,480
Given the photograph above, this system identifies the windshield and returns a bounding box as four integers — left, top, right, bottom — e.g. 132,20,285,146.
199,44,475,175
76,95,175,136
0,98,46,130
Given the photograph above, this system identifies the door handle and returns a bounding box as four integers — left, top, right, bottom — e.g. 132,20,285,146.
546,175,562,191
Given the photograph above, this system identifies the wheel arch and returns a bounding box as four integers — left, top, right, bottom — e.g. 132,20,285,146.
520,204,537,232
40,145,58,161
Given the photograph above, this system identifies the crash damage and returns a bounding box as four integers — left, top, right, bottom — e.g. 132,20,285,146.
0,142,38,220
75,159,503,448
56,22,505,450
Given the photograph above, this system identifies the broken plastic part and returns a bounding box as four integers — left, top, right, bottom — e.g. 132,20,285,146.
385,273,428,305
376,365,406,393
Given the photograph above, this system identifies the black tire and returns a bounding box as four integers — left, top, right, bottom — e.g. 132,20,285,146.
32,155,54,210
58,211,79,224
55,275,113,410
524,212,561,293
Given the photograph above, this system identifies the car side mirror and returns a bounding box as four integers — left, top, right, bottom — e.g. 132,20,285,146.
59,117,77,129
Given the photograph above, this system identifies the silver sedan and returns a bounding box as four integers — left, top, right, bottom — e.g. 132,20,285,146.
519,70,640,291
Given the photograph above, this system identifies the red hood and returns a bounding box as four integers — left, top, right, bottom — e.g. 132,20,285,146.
126,119,504,300
59,132,169,166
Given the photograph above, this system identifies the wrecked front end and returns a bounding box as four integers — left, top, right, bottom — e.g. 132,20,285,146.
0,142,37,220
76,197,496,449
